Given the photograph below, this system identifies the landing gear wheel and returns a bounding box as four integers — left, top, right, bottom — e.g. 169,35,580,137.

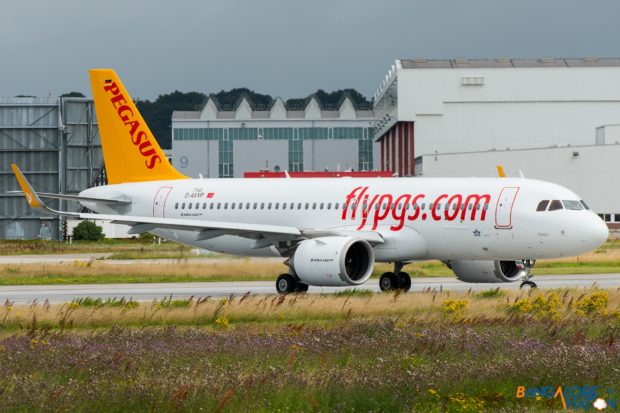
276,274,297,294
295,282,309,293
398,272,411,292
379,272,400,291
519,280,537,289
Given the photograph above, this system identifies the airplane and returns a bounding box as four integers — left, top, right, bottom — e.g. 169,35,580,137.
10,69,609,294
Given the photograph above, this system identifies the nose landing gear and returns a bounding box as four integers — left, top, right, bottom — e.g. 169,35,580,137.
379,262,412,292
518,259,537,289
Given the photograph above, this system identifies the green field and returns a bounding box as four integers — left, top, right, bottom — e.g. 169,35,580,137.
1,289,619,412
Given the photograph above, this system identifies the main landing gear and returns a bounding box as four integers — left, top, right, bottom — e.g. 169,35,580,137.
519,259,537,289
276,273,309,294
379,262,412,292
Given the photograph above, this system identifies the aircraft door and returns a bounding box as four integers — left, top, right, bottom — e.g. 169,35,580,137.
153,186,173,217
494,187,520,229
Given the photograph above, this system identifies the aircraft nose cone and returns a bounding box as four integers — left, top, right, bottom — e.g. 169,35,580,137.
591,215,609,248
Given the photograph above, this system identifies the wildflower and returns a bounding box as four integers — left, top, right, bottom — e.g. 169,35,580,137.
576,291,608,317
214,316,229,329
442,299,469,314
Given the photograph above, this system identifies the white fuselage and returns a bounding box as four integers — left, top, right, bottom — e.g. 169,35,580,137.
80,177,608,262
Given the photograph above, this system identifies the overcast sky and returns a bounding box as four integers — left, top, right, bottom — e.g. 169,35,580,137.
1,0,619,101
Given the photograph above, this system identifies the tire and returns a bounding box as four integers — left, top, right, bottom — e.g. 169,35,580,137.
379,272,400,291
276,273,297,294
519,280,537,289
296,282,309,293
398,272,411,292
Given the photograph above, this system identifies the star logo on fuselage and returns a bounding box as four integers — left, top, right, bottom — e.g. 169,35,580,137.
473,229,481,237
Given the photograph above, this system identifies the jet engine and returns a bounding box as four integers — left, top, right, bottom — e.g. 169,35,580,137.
446,260,535,283
292,237,374,286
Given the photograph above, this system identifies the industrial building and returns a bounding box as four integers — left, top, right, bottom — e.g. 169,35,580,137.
171,95,375,178
0,97,102,240
373,58,620,176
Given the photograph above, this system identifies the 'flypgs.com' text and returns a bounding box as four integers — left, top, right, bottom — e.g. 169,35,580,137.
341,186,492,231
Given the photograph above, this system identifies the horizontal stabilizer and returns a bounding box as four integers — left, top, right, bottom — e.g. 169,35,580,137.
7,190,131,205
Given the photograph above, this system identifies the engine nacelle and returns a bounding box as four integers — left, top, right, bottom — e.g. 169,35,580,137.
293,237,374,286
447,260,534,283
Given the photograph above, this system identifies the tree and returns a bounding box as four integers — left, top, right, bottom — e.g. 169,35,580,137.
72,220,104,241
61,92,85,98
136,91,207,149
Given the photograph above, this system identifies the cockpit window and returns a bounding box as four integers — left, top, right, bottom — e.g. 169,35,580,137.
536,200,549,211
562,200,583,210
548,200,563,211
580,200,590,210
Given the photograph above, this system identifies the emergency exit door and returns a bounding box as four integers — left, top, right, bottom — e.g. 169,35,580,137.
495,187,520,229
153,187,173,217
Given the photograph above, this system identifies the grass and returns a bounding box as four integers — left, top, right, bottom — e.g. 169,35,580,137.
0,238,193,257
1,288,619,412
0,237,620,286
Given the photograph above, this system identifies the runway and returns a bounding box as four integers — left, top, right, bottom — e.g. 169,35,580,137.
1,274,619,304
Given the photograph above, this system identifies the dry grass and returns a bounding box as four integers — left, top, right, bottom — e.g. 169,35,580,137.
3,287,620,332
0,258,289,284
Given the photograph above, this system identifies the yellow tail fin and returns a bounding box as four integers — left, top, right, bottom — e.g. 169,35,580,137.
89,69,186,184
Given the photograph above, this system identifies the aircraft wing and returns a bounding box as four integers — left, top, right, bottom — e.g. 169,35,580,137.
10,163,384,245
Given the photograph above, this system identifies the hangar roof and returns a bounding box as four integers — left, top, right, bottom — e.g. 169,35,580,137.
399,58,620,69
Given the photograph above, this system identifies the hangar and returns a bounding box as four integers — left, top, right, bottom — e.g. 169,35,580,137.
171,95,375,178
0,97,103,240
373,58,620,176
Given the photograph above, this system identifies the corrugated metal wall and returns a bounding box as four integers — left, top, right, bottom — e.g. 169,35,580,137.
0,97,101,240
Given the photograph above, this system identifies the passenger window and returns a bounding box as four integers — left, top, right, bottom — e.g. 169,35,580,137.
468,204,473,211
224,203,228,209
562,200,583,210
320,203,324,210
275,203,279,210
195,203,199,209
334,203,339,210
536,200,549,211
312,203,317,210
253,203,257,209
231,203,235,210
268,203,272,210
260,203,265,210
238,203,242,209
246,203,250,209
188,203,192,210
327,203,332,210
217,203,221,209
290,203,294,209
181,203,185,209
203,203,207,209
580,200,590,210
297,203,302,209
175,203,179,210
210,203,214,209
305,203,309,210
282,203,286,210
484,204,489,211
548,200,563,211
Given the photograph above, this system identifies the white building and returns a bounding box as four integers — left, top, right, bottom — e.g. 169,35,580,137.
373,58,620,176
172,95,375,178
